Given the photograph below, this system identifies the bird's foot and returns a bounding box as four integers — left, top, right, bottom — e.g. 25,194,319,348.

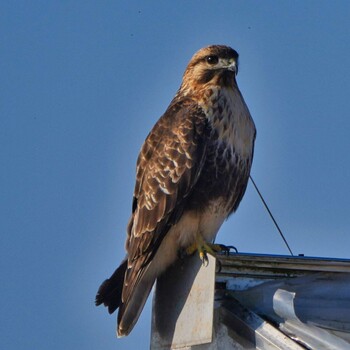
212,243,238,255
198,243,238,266
185,240,237,266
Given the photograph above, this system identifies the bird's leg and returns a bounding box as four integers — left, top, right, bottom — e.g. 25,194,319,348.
185,236,210,265
198,243,238,265
185,236,237,266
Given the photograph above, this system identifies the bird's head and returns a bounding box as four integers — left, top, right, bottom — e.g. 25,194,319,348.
181,45,239,92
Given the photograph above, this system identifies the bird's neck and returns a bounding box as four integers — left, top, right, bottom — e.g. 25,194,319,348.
196,85,237,117
198,85,255,159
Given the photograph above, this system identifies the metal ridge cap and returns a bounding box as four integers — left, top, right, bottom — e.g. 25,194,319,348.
215,253,350,275
216,252,350,263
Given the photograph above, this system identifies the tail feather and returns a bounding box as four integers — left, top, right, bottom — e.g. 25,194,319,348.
117,273,156,337
96,258,156,337
95,259,127,314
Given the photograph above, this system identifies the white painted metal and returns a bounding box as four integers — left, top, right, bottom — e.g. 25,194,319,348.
151,254,216,350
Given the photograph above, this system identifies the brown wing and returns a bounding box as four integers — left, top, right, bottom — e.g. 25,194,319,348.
122,98,209,304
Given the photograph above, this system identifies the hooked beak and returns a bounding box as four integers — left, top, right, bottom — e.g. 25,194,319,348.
227,59,238,75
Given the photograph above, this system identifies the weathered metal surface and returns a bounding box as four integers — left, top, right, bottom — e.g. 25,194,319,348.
229,272,350,349
150,253,350,349
216,253,350,281
274,288,350,350
217,299,304,350
151,254,216,350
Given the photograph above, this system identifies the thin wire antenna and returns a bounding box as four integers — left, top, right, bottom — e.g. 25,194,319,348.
249,175,294,256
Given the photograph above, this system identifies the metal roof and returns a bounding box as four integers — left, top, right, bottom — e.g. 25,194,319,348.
150,253,350,349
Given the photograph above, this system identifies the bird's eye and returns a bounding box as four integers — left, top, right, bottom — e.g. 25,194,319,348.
205,55,219,65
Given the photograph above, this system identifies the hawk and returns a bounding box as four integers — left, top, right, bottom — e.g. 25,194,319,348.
96,45,256,337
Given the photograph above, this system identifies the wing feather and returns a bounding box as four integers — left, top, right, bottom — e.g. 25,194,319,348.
122,98,209,304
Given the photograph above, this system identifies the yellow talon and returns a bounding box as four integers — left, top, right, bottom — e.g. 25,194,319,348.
199,249,209,266
197,239,218,266
197,243,221,266
184,235,237,266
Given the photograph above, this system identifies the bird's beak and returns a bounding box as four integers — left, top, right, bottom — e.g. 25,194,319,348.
227,60,238,75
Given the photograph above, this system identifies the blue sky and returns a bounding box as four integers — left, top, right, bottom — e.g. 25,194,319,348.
1,1,350,349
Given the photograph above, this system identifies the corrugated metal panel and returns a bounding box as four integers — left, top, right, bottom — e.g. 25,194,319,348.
228,272,350,349
217,299,305,350
217,253,350,349
151,253,350,349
